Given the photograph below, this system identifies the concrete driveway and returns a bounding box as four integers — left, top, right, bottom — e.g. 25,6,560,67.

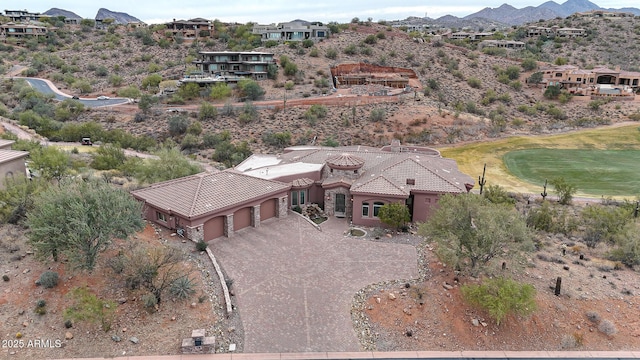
209,215,418,353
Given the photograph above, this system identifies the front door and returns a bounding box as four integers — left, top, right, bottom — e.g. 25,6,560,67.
335,193,346,217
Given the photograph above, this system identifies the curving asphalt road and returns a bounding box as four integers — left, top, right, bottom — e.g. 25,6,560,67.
20,77,130,108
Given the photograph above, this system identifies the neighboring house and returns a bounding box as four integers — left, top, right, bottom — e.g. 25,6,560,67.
479,40,525,50
132,141,474,242
572,10,635,18
447,32,494,41
181,51,275,85
541,65,640,97
4,9,41,22
164,18,212,40
0,22,48,43
252,20,329,43
527,25,586,38
0,139,29,189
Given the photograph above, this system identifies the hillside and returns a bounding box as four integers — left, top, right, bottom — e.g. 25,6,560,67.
0,19,638,159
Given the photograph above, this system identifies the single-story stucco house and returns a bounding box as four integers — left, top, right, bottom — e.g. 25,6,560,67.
131,141,474,242
0,139,29,189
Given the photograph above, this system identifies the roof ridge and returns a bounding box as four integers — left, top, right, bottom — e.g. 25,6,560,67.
353,173,407,195
188,173,207,217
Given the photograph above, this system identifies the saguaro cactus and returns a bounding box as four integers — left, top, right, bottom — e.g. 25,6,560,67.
478,164,487,195
541,179,548,201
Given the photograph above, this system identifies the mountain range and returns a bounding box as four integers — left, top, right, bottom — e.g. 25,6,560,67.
457,0,640,25
42,0,640,27
43,7,142,24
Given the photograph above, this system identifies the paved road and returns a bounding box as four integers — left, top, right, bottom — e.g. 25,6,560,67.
210,215,418,353
21,77,130,107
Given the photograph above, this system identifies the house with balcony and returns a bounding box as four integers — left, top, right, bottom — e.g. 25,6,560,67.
4,9,41,22
132,141,474,242
541,65,640,98
164,18,212,41
182,51,275,85
479,40,525,50
252,20,329,43
0,22,48,43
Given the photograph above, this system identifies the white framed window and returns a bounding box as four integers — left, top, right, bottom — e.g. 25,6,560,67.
373,202,384,217
157,212,167,222
362,202,369,217
291,190,307,206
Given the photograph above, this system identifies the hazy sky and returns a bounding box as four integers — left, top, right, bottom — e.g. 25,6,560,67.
5,0,637,24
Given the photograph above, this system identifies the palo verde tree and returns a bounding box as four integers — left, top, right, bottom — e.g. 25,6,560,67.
26,179,144,271
419,193,534,275
378,202,411,231
550,177,576,205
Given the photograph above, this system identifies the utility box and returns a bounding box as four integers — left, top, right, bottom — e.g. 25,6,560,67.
181,329,215,354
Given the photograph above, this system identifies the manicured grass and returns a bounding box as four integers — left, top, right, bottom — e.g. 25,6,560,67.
439,124,640,197
503,149,640,196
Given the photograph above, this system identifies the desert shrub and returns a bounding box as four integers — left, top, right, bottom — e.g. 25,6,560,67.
363,34,377,44
370,108,386,122
168,116,189,136
325,48,338,59
309,47,319,57
483,185,515,205
467,77,481,88
521,58,538,71
141,293,158,309
343,44,358,55
39,271,59,289
36,299,47,308
170,277,196,299
598,319,617,336
461,277,536,325
550,177,576,205
608,223,640,267
585,310,601,323
580,205,631,248
195,240,208,251
209,83,232,100
262,131,291,148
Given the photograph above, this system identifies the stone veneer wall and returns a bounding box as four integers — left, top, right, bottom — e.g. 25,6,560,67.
276,195,289,217
324,187,352,218
224,214,234,237
185,224,204,242
252,204,260,227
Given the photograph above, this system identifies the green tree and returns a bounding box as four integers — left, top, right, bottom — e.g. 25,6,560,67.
544,85,561,99
177,83,201,100
0,175,48,225
117,85,141,99
378,203,411,231
209,83,232,100
550,177,576,205
521,58,537,71
26,179,144,270
419,194,533,275
30,146,71,181
237,78,264,101
461,277,536,325
141,74,163,90
138,94,157,113
483,184,515,205
91,143,126,170
72,79,92,94
528,72,543,84
54,99,85,122
608,222,640,267
198,102,218,120
134,147,202,184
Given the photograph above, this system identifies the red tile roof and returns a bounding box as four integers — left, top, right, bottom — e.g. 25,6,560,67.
131,170,290,219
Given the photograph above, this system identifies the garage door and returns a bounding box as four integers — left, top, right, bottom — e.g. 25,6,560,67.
233,207,252,231
204,216,224,241
260,199,276,221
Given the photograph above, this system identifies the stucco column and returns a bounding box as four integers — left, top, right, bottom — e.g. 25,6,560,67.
185,224,204,243
276,196,288,218
224,214,234,238
252,204,260,227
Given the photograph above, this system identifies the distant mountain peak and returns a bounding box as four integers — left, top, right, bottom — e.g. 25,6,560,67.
95,8,142,24
43,8,82,19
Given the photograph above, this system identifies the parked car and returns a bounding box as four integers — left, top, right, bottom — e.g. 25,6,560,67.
81,137,93,146
72,95,80,100
97,96,110,100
